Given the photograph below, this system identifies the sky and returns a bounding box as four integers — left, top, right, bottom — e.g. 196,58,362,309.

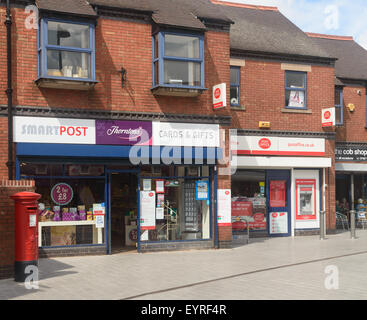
222,0,367,49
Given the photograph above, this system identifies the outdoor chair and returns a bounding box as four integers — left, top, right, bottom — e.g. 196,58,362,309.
336,211,349,230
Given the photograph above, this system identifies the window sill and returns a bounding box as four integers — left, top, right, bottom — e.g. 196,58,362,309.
35,77,98,91
151,85,207,97
281,108,312,114
230,106,246,111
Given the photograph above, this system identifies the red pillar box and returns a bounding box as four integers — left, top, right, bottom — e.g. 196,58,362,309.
11,192,41,282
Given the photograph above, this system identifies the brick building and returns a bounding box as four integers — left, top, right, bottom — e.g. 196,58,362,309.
0,0,363,270
307,33,367,221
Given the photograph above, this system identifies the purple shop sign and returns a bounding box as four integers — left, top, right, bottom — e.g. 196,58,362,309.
51,183,74,206
96,120,152,146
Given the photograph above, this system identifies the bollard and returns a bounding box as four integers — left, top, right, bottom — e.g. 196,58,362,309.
320,211,325,240
350,210,356,239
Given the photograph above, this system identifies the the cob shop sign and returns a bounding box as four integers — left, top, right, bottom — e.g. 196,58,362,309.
51,183,74,206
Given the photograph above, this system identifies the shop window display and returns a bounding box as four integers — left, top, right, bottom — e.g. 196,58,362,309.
231,170,267,232
20,163,106,247
139,166,211,242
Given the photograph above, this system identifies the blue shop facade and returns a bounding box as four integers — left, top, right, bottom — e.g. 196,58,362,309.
13,115,223,255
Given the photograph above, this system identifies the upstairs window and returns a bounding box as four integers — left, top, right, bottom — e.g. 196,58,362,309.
152,31,204,89
285,71,307,109
335,88,343,125
38,19,95,81
230,66,241,107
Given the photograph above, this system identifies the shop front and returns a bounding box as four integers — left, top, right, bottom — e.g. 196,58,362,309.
231,132,332,238
335,143,367,227
14,116,222,255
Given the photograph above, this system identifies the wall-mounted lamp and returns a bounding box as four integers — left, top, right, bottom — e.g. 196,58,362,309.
119,67,127,88
357,89,362,96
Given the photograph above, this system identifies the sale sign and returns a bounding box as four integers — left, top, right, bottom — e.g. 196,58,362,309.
322,107,335,127
51,183,74,206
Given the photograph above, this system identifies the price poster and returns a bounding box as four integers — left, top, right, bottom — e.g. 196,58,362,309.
270,180,286,207
93,203,106,228
140,191,156,230
155,180,165,194
217,189,231,226
51,183,74,206
270,212,288,234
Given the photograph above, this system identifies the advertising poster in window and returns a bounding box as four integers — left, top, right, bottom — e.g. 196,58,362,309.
140,191,156,230
269,212,288,235
218,189,231,226
296,179,317,220
270,180,286,207
155,180,165,194
289,90,305,108
196,181,209,201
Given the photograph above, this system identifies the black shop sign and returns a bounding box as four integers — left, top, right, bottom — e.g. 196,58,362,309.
336,145,367,162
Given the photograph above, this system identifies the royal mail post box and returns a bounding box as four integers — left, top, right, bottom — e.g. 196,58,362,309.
11,192,41,282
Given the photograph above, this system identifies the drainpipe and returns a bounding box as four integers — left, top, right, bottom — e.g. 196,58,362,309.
5,0,14,180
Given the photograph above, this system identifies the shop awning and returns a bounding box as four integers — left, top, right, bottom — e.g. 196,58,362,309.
16,143,223,164
335,163,367,172
232,156,332,169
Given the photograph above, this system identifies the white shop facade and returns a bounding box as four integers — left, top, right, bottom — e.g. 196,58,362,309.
230,131,332,238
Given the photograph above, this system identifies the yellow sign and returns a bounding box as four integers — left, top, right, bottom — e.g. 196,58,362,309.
259,121,271,128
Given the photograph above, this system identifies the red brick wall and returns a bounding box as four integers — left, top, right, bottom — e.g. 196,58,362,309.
0,118,8,180
230,60,335,132
325,139,336,230
7,8,231,117
0,180,35,280
0,6,7,107
336,86,367,142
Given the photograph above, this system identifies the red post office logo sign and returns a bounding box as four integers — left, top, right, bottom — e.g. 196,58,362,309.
258,138,272,150
322,107,335,127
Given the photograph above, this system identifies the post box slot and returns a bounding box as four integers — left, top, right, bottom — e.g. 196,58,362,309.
27,207,38,211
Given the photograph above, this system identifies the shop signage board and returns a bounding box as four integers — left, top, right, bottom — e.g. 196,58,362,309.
322,107,335,127
14,116,96,144
335,145,367,162
95,120,152,146
140,191,156,230
269,212,288,235
213,83,227,110
152,122,220,147
232,135,325,157
217,189,231,226
14,116,220,148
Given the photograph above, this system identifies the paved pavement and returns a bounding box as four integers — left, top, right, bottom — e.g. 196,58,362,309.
1,230,367,300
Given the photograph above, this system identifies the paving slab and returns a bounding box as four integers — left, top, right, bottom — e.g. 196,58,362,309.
1,230,367,300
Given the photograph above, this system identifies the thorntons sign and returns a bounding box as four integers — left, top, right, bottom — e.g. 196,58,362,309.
96,120,152,146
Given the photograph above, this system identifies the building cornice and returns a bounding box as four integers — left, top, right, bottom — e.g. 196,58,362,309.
230,49,336,66
0,105,232,126
233,129,336,140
